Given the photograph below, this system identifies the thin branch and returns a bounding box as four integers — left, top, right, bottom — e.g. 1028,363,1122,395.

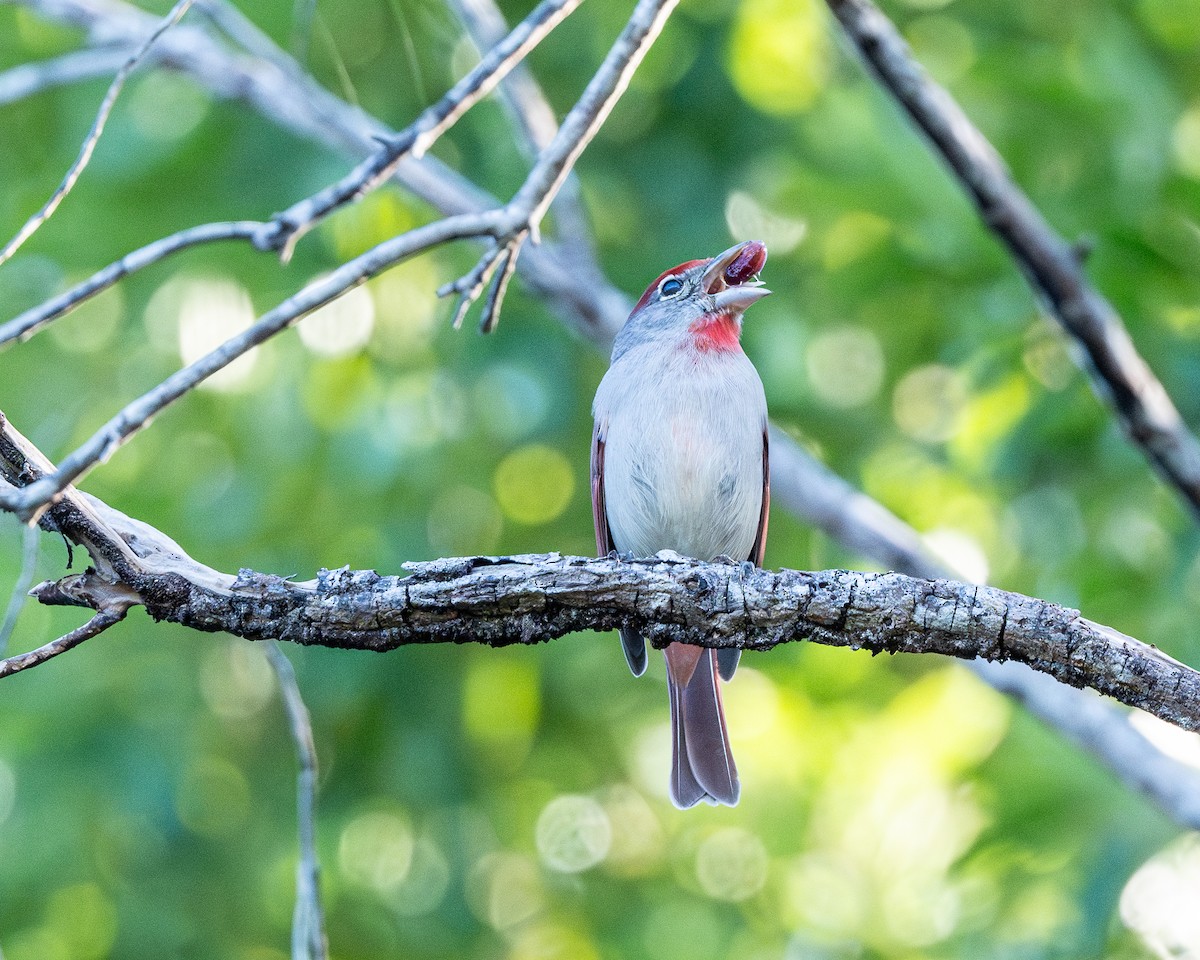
0,0,195,268
254,0,584,261
0,221,264,349
825,0,1200,519
0,524,40,655
0,213,491,520
14,0,628,344
0,47,133,107
264,642,328,960
0,604,127,678
448,0,594,256
444,0,678,327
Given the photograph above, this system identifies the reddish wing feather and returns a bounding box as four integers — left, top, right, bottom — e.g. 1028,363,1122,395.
750,426,770,567
591,421,613,556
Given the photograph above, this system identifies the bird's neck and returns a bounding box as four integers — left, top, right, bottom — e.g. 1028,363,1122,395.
687,312,742,353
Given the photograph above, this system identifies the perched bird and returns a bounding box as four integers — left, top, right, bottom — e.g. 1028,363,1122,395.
591,240,771,808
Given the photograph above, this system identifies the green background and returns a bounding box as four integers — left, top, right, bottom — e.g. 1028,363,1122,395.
2,0,1200,956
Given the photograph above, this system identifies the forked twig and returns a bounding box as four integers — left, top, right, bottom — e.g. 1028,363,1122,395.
0,0,195,268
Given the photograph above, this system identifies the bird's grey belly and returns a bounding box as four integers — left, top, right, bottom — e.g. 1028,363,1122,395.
603,407,762,562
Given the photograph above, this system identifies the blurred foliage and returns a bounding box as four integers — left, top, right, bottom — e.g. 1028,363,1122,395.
1,0,1199,957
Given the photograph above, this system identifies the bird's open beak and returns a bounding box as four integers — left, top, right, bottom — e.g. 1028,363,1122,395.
702,240,771,313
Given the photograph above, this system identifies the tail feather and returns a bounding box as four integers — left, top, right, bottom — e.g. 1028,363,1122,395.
619,626,648,677
667,646,740,808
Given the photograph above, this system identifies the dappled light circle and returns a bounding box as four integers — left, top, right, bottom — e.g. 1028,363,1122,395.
338,810,415,895
806,326,885,409
695,827,769,901
535,794,612,873
493,444,575,525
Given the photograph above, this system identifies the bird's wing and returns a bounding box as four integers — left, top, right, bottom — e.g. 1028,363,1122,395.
718,426,770,682
591,420,614,557
593,419,648,676
751,425,770,567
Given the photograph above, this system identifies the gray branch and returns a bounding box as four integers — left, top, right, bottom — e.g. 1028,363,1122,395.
0,46,133,107
17,528,1200,739
265,642,328,960
825,0,1200,518
0,214,490,520
0,0,195,267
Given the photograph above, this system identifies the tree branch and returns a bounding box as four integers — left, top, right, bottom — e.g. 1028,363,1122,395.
0,220,263,348
441,0,678,330
16,534,1200,739
0,46,133,107
0,213,489,520
0,603,129,678
824,0,1200,519
0,0,195,267
264,642,328,960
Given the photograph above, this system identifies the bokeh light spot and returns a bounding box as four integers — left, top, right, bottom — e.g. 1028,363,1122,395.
298,282,375,358
535,794,612,873
391,837,452,916
338,810,415,895
45,884,117,960
1121,835,1200,957
922,529,989,584
468,853,545,931
171,276,260,392
130,72,209,142
200,639,275,721
725,191,807,255
1173,104,1200,179
48,283,123,354
695,827,769,902
893,364,967,443
822,211,892,270
463,657,541,763
728,0,830,114
0,756,15,826
176,755,251,836
806,326,885,409
494,444,574,525
602,785,665,875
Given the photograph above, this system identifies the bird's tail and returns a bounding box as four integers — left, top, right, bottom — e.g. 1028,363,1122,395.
665,642,740,808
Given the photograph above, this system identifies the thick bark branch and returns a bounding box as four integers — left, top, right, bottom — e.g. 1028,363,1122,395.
20,537,1200,737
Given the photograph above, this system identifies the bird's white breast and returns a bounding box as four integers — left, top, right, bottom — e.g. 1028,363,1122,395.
594,344,767,561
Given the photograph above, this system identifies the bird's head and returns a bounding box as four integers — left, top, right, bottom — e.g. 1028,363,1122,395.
613,240,770,360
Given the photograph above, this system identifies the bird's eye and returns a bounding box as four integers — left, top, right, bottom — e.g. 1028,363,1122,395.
659,278,684,298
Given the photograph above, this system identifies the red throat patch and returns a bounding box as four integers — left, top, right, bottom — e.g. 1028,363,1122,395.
688,312,742,352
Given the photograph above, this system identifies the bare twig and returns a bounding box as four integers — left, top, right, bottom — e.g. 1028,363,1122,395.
0,604,128,678
0,46,133,107
0,221,264,349
0,213,494,520
0,524,40,655
13,0,629,343
0,0,195,268
448,0,594,256
443,0,678,327
254,0,584,261
825,0,1200,519
264,642,328,960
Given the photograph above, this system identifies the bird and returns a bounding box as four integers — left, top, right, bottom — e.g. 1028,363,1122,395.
591,240,771,808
